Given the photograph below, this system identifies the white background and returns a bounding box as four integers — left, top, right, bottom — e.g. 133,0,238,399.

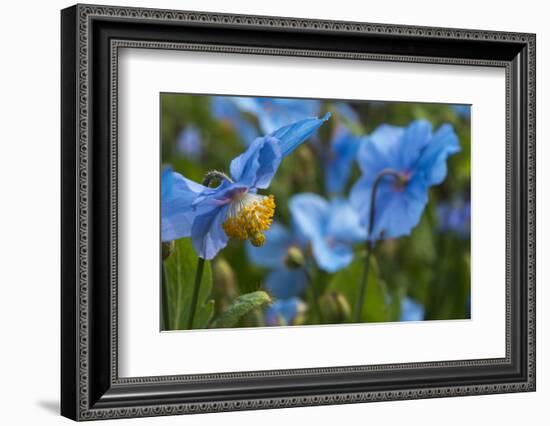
0,0,546,425
119,50,505,377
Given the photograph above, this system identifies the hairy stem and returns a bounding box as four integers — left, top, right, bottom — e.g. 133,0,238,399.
353,168,403,323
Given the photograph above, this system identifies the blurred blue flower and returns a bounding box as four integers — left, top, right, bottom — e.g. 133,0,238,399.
325,124,364,194
161,114,331,259
451,105,471,119
332,102,360,125
265,297,305,326
211,96,259,145
176,125,202,158
400,297,425,321
246,222,308,299
350,119,460,241
437,198,471,238
289,193,367,273
232,97,321,134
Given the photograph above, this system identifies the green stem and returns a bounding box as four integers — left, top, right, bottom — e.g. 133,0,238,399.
161,262,170,330
187,257,205,330
353,168,404,323
305,268,324,324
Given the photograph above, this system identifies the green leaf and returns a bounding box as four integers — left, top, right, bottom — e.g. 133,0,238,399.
210,291,272,329
328,252,388,323
163,238,214,330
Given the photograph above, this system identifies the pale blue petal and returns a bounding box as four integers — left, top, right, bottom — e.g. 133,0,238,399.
356,124,404,177
333,102,360,124
288,193,329,241
400,297,425,321
326,199,367,243
416,124,461,186
398,119,432,169
176,125,202,157
190,204,230,259
229,136,282,188
369,175,429,240
264,268,308,299
269,112,331,157
246,222,293,269
310,234,355,273
161,170,207,242
325,125,363,194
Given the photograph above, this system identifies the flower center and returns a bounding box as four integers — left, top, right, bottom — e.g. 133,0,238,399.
222,193,276,246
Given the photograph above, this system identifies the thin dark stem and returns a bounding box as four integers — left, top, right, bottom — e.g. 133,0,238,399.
187,257,205,330
353,168,403,323
161,262,170,330
203,170,233,187
304,268,324,324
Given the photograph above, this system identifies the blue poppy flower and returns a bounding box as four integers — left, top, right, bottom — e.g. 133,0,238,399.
437,198,471,238
400,297,425,321
350,119,460,241
325,124,365,194
265,297,306,326
451,104,471,119
232,97,321,134
289,193,367,273
246,222,308,299
332,102,360,125
211,96,259,145
161,114,331,260
176,125,202,158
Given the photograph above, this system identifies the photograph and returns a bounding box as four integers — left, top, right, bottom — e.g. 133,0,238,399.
160,94,471,331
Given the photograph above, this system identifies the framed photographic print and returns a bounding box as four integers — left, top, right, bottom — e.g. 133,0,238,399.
61,4,536,421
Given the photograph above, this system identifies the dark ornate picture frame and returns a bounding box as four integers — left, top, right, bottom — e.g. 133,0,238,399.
61,3,536,421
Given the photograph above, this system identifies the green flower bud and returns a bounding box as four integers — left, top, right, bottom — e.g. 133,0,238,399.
320,291,351,323
284,246,306,269
162,241,175,260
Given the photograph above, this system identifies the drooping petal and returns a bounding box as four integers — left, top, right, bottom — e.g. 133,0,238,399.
190,204,230,259
310,233,355,273
246,222,294,269
233,98,321,134
398,119,432,170
400,297,425,321
288,193,329,241
161,169,207,242
229,136,282,189
415,123,461,186
326,198,367,243
264,268,308,299
270,112,331,157
368,175,429,240
325,124,364,194
265,297,304,326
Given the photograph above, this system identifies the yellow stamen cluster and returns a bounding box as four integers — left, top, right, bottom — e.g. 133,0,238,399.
222,194,276,247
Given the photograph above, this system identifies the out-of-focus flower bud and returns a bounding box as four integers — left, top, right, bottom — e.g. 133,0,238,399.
212,258,237,314
162,241,175,260
320,291,351,323
292,300,308,326
284,246,306,269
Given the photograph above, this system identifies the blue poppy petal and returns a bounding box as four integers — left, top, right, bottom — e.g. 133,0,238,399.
356,124,404,177
416,124,461,186
398,119,432,169
190,204,230,259
246,222,293,268
176,125,202,157
326,198,367,243
288,193,329,241
325,125,363,194
269,112,331,157
265,297,303,326
333,102,360,124
310,234,355,273
264,268,308,299
369,175,429,240
400,297,425,321
161,170,207,242
229,136,282,189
